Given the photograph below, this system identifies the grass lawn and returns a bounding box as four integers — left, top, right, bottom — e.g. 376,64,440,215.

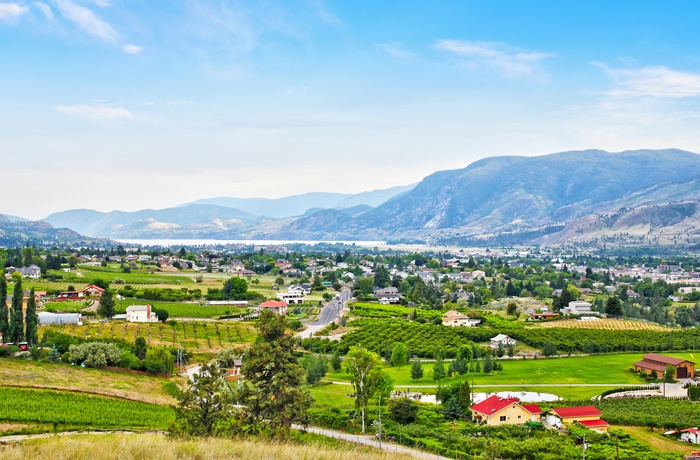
326,353,659,387
0,359,176,405
114,299,249,319
616,425,699,456
43,301,92,312
309,383,355,406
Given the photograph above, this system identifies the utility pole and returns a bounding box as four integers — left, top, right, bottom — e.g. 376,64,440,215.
377,394,382,449
582,434,586,460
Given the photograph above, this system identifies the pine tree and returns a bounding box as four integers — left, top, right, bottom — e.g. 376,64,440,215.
330,349,342,372
0,276,8,343
8,279,24,343
24,288,38,346
97,289,115,319
411,360,423,380
239,310,311,435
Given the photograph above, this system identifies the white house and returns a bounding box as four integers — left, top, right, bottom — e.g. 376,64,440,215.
255,300,288,316
561,301,599,316
18,265,41,279
126,304,158,323
277,291,304,304
490,334,516,348
442,310,481,327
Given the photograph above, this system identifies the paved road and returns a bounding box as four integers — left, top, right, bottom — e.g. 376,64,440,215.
296,289,351,339
327,381,660,388
292,425,450,460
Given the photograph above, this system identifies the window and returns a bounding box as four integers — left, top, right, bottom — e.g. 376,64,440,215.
500,416,506,422
518,415,521,419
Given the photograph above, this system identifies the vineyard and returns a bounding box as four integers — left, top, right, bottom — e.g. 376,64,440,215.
113,299,249,319
349,302,442,320
0,387,174,429
40,320,256,352
534,318,672,331
565,397,700,429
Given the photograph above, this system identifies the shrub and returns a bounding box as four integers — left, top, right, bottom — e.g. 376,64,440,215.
389,398,419,424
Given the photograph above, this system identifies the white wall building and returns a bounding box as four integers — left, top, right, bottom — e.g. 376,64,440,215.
126,304,158,323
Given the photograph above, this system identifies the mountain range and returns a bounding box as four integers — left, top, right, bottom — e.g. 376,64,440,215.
12,148,700,247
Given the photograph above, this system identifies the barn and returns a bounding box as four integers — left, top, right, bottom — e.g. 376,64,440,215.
633,353,695,379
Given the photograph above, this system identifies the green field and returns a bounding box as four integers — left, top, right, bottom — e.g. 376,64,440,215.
43,301,92,312
114,299,250,319
0,387,174,429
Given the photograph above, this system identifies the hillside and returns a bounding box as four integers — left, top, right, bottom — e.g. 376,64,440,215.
0,217,102,247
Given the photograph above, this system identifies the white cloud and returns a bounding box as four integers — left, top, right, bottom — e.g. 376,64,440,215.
122,44,142,54
54,0,117,42
87,0,111,7
376,41,412,60
0,3,29,20
32,1,53,20
593,62,700,98
55,103,133,120
434,39,553,76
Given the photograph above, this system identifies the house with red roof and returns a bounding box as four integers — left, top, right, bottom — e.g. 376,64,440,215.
470,395,541,426
254,300,288,316
633,353,695,379
679,427,700,444
546,406,609,433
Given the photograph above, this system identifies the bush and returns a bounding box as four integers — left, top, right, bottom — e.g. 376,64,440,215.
389,398,419,424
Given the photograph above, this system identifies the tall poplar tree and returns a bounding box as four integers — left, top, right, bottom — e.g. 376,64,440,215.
25,288,38,346
8,278,24,343
0,276,8,343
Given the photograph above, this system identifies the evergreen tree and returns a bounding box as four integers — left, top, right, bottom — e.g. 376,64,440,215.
24,288,38,346
391,342,408,368
411,360,423,380
606,295,623,317
239,310,311,436
483,356,493,373
8,279,24,343
0,276,8,343
97,289,115,319
374,265,391,289
330,349,342,372
433,356,445,381
173,363,233,436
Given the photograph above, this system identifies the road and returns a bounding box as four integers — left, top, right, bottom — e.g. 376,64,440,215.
292,425,450,460
326,381,661,388
296,289,351,339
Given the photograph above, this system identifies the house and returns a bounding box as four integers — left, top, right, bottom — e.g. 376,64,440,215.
17,265,41,279
223,359,244,381
82,285,105,297
633,353,695,379
470,395,541,426
490,334,516,348
546,406,609,433
679,427,700,444
442,310,481,327
375,292,401,304
529,312,560,321
37,312,82,326
56,284,105,300
276,291,304,304
126,305,158,323
561,301,599,316
254,300,288,315
289,284,311,295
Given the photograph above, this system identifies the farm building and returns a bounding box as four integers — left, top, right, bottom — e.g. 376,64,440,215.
546,406,609,433
38,312,82,326
126,305,158,323
470,395,541,426
254,300,288,315
490,334,516,348
679,427,700,444
633,353,695,379
56,284,105,300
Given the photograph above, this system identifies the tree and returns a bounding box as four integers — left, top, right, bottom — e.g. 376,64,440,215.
8,279,24,343
483,355,493,373
68,342,121,367
144,347,174,374
345,347,382,433
215,348,240,369
506,301,518,316
542,340,557,357
222,277,248,299
155,309,169,322
374,266,391,289
433,356,445,381
133,336,147,360
0,276,8,343
389,398,418,424
391,342,408,368
330,349,342,372
664,365,676,382
238,310,311,436
24,288,38,346
173,363,233,436
411,360,423,381
97,289,115,319
606,295,623,317
305,356,328,384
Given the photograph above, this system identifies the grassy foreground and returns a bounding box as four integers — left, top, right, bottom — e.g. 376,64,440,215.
0,434,413,460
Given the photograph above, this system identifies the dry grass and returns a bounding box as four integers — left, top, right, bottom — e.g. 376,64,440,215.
533,318,671,331
615,425,698,455
0,434,413,460
0,360,176,405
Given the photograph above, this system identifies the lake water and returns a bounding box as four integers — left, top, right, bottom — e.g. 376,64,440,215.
114,238,387,247
418,391,561,405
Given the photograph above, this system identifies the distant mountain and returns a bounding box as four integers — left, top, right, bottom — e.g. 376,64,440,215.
0,214,29,223
182,184,415,218
43,204,258,239
0,218,101,247
38,149,700,247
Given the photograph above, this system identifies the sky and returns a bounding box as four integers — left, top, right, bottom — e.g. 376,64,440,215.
2,1,700,219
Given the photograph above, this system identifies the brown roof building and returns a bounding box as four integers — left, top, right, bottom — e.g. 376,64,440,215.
633,353,695,379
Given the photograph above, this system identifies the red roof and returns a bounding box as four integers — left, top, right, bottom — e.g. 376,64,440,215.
640,353,694,366
579,419,609,428
552,406,602,418
682,428,700,435
82,285,105,292
471,395,520,416
258,300,288,308
521,404,542,414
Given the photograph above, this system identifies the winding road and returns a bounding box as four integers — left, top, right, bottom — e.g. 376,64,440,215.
296,289,351,339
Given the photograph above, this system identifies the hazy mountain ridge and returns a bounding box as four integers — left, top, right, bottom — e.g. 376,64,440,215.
32,149,700,247
0,217,103,247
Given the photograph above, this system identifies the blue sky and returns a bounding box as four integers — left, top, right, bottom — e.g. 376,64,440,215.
2,1,700,219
